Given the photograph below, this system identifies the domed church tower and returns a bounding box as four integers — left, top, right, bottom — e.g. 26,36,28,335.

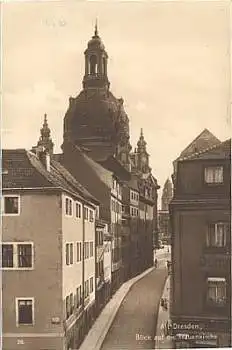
136,129,150,174
62,23,131,165
34,114,54,155
82,22,110,90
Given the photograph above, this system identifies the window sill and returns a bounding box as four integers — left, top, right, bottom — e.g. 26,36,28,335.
204,182,224,186
203,247,229,253
2,267,34,271
2,213,20,216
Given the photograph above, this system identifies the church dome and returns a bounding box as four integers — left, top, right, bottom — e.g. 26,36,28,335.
62,25,131,160
87,24,105,50
87,35,105,50
63,89,129,147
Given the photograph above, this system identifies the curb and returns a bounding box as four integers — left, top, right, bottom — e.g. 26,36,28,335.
80,266,155,350
154,275,171,349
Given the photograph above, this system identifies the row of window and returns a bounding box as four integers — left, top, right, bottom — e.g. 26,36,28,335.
130,206,139,217
65,198,94,222
2,241,95,269
10,276,227,327
130,190,139,202
111,199,122,214
65,241,94,265
0,168,224,218
1,195,96,222
2,222,228,270
2,243,33,268
65,277,94,319
84,277,94,298
84,242,94,259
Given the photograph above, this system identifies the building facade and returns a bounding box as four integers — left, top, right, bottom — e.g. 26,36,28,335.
170,130,231,348
2,147,99,350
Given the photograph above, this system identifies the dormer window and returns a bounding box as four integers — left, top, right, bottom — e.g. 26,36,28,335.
204,166,223,184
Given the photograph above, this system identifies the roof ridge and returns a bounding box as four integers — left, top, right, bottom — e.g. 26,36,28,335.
27,151,64,189
179,129,221,157
28,151,92,202
179,138,230,161
51,159,98,202
74,144,113,176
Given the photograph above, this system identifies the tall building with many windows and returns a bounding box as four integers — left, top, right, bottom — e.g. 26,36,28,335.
2,147,99,350
170,131,231,348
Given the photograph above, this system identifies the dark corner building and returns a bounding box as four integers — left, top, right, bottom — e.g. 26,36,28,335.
170,129,231,348
158,178,173,245
58,25,159,292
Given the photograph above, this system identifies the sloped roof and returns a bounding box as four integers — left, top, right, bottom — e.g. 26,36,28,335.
99,156,131,182
179,138,231,161
2,149,52,189
60,142,113,188
179,129,221,159
2,149,98,205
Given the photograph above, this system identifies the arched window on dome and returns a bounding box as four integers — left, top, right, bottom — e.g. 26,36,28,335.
89,55,97,75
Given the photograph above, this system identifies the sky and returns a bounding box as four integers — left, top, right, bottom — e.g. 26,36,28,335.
2,1,231,206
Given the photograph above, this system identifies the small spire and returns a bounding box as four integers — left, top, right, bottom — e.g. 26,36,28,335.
37,113,54,154
94,18,98,36
41,113,50,138
43,113,48,126
137,127,147,150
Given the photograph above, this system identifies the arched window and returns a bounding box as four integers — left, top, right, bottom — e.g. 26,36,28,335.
89,55,97,74
103,57,107,75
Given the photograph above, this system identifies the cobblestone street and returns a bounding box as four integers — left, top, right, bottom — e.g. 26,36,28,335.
101,267,168,350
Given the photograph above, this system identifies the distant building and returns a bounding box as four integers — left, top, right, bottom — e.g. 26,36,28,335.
158,178,173,244
2,145,99,350
170,130,231,348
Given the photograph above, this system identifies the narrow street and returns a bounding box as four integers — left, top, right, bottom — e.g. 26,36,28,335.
101,266,168,350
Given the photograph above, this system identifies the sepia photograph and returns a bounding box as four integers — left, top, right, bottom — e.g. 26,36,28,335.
1,1,231,349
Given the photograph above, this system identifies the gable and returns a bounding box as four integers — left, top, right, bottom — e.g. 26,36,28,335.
179,129,221,158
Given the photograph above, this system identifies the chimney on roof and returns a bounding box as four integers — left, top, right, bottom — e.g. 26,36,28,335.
35,146,51,172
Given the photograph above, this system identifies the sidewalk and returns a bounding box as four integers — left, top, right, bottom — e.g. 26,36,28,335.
154,275,173,349
79,266,155,350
